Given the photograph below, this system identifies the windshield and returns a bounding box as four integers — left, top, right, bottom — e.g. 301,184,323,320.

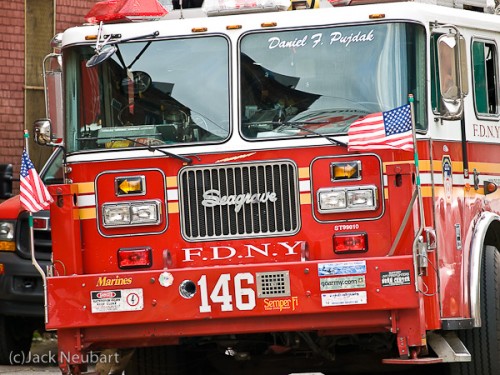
64,35,230,152
240,23,426,139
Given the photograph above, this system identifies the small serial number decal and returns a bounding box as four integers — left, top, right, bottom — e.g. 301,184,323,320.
334,224,360,231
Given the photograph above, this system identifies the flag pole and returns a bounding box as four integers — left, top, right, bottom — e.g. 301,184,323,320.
24,130,49,324
409,95,426,291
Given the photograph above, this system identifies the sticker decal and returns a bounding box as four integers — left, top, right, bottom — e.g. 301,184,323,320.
442,155,453,202
321,291,367,307
320,276,366,291
90,288,143,313
159,271,174,287
380,270,411,287
318,261,366,276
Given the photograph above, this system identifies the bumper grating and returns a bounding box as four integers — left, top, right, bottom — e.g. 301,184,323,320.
256,271,291,298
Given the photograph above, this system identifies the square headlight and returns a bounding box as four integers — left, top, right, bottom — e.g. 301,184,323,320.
130,203,159,225
103,204,131,227
318,186,377,213
347,189,375,208
318,190,347,211
102,201,161,227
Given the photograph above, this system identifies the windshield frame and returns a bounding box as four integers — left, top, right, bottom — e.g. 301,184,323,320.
62,34,232,154
238,21,427,142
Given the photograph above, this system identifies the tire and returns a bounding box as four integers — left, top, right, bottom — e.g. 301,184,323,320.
453,245,500,375
0,315,34,365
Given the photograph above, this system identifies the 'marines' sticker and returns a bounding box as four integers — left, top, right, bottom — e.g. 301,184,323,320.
380,270,411,287
90,288,143,313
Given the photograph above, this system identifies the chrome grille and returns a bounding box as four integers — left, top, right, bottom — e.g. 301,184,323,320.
179,161,299,240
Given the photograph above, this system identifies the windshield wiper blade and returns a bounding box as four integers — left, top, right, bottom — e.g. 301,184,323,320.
85,135,194,164
87,30,160,68
276,121,347,147
122,137,194,164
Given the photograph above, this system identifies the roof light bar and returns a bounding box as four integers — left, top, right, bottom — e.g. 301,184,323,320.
85,0,167,24
203,0,289,16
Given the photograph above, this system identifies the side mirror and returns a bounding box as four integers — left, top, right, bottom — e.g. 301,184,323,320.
43,53,64,144
34,118,52,145
437,32,468,120
87,44,117,68
0,164,13,199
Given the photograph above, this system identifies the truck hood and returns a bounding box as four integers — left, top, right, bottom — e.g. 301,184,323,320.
0,195,22,220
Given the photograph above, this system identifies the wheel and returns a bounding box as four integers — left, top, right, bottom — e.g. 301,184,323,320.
453,245,500,375
0,315,34,364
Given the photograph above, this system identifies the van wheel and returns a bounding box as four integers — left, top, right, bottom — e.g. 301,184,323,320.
0,315,33,364
453,245,500,375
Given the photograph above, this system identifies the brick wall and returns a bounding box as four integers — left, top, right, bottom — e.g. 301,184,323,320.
0,1,25,167
0,0,96,197
56,1,98,33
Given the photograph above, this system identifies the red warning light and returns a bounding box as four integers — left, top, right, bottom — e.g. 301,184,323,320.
85,0,168,24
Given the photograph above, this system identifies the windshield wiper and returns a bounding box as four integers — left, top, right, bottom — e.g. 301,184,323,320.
122,137,195,164
80,135,195,164
87,29,160,67
249,121,347,147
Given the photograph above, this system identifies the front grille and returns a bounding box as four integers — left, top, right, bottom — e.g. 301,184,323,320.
17,210,52,261
179,161,300,240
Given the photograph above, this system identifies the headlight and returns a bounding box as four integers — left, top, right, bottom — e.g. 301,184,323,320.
0,222,15,240
318,186,377,213
102,201,160,227
0,221,16,251
347,189,375,208
319,190,347,210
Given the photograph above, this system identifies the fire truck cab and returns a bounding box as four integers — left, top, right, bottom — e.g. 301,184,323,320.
16,0,500,373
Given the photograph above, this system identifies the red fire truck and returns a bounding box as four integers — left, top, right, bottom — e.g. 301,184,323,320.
9,0,500,373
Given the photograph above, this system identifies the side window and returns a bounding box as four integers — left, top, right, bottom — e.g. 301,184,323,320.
430,34,440,113
41,148,64,185
472,39,498,116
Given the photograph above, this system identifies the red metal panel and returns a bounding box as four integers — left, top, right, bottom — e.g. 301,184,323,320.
48,184,83,275
47,256,418,331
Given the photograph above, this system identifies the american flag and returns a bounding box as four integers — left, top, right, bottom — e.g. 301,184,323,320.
347,104,414,152
20,150,53,213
